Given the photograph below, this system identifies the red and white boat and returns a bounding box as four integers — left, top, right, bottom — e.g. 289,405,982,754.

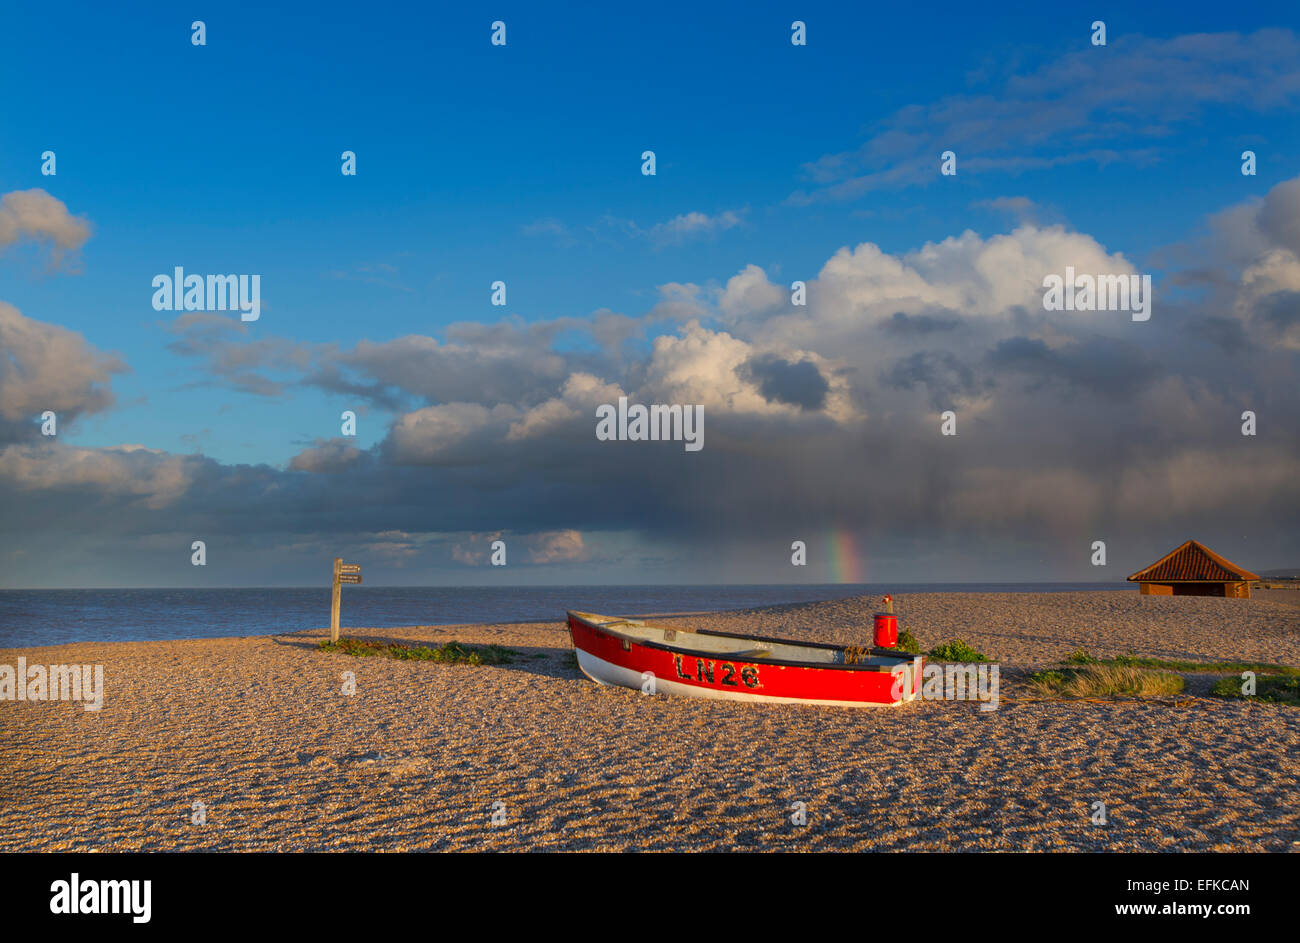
567,610,923,707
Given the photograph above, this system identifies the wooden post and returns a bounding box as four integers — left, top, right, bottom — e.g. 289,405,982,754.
330,557,342,643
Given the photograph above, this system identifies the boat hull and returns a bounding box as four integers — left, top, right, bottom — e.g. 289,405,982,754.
568,611,922,707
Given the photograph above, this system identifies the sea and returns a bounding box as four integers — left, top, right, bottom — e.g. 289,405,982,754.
0,583,1128,649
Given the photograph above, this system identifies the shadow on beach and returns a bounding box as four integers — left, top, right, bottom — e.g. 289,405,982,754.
268,627,585,682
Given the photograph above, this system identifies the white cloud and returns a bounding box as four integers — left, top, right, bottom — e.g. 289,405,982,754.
508,372,625,441
647,209,744,244
0,301,126,429
724,226,1137,356
389,402,514,463
289,438,364,473
0,443,196,509
527,529,588,564
791,30,1300,202
642,321,855,421
0,189,91,254
720,264,787,322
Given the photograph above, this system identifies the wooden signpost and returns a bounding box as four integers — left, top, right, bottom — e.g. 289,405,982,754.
330,558,362,643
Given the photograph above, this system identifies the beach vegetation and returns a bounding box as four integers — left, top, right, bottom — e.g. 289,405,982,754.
885,629,921,655
1210,675,1300,706
1065,649,1299,675
1028,664,1184,698
927,639,989,662
318,637,517,665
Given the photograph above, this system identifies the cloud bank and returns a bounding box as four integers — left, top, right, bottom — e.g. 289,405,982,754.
3,178,1299,584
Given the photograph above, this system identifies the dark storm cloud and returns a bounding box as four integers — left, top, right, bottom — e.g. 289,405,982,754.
1255,290,1300,335
738,354,830,411
1187,317,1255,355
338,331,573,408
5,176,1300,586
883,351,990,410
161,312,640,412
882,311,962,336
296,363,413,413
987,336,1164,399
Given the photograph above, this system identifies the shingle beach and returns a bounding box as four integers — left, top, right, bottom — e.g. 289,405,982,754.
3,591,1298,851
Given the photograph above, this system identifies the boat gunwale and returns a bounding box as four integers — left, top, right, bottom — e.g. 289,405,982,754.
566,610,919,674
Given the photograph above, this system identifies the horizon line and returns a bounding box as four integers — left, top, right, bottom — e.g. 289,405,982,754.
0,580,1136,592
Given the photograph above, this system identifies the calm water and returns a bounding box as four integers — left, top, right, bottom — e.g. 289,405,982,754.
0,583,1125,648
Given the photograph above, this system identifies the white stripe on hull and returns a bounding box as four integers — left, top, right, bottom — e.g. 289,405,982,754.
575,648,906,708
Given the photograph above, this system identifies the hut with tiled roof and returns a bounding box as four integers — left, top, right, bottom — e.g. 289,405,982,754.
1127,540,1260,598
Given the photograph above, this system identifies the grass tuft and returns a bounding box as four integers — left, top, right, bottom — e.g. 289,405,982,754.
1210,675,1300,706
1065,648,1101,665
1028,664,1184,698
318,636,517,665
885,629,922,655
928,639,990,662
1065,649,1299,675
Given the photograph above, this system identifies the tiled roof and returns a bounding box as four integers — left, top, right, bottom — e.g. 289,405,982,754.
1127,540,1260,583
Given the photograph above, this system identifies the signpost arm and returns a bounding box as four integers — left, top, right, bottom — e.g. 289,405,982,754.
330,557,342,643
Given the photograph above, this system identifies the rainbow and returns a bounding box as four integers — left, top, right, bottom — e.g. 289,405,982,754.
826,529,863,584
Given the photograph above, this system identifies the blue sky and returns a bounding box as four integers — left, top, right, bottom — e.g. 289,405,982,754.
2,2,1299,586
